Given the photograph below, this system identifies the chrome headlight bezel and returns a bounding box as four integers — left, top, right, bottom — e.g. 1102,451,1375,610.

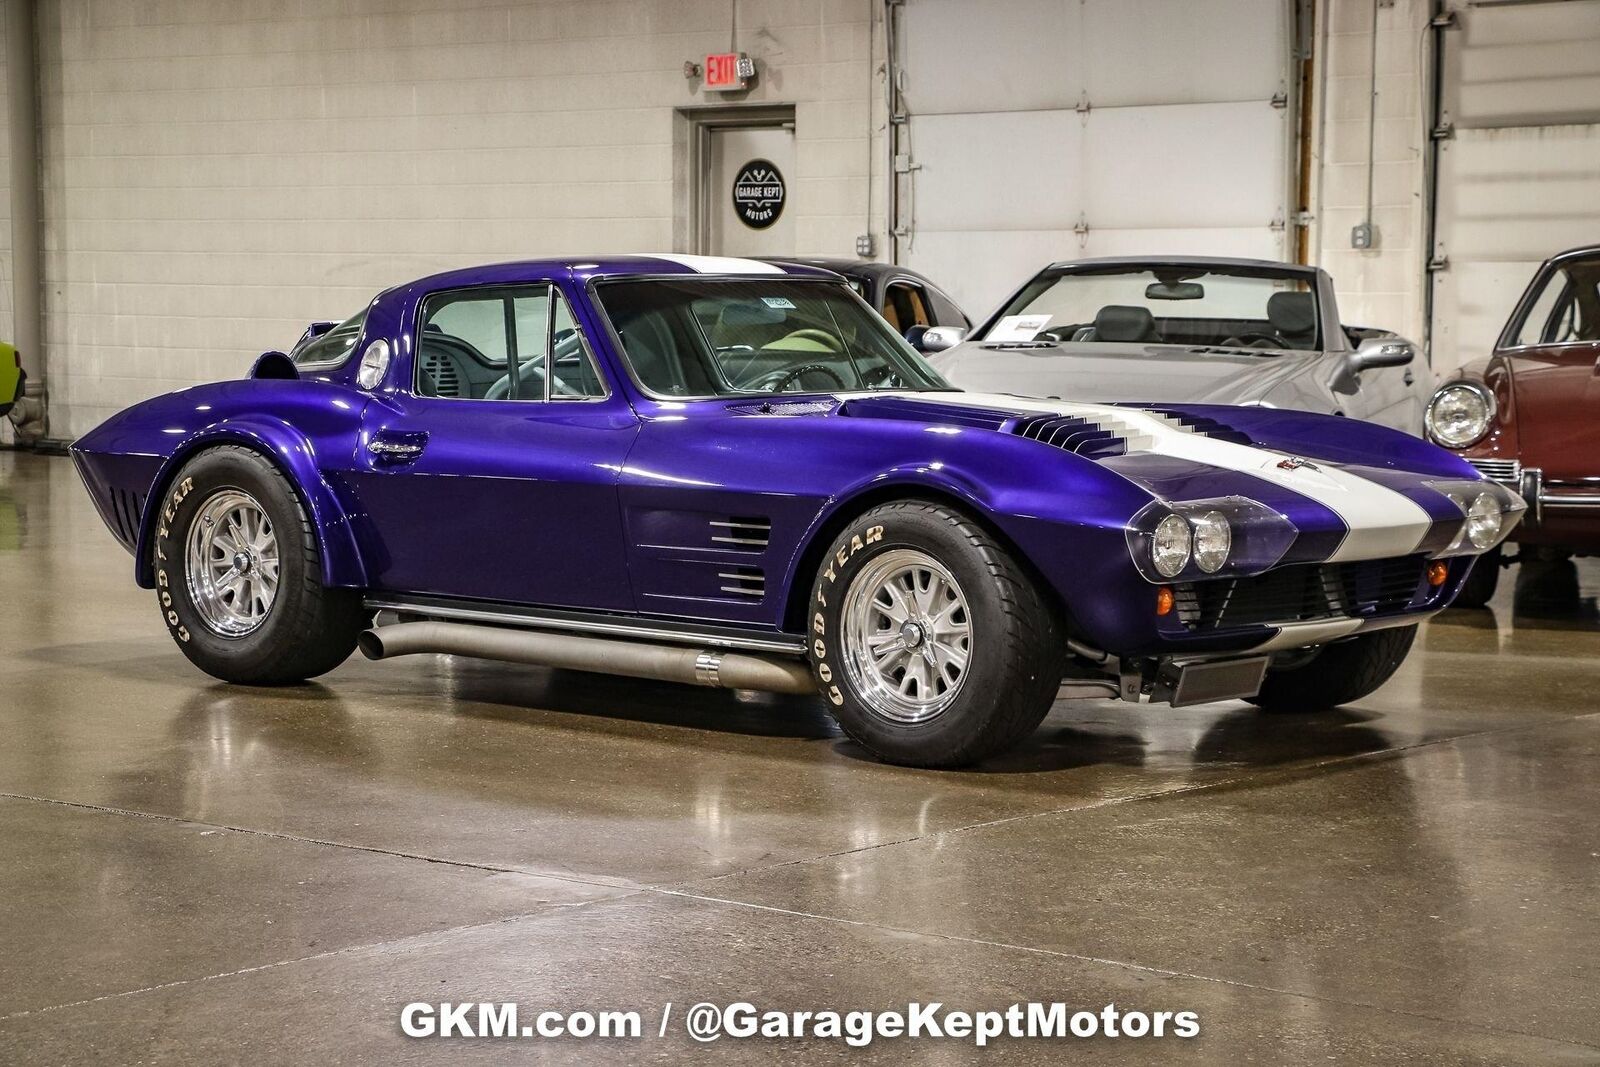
1425,381,1496,449
1426,479,1526,557
1126,497,1290,584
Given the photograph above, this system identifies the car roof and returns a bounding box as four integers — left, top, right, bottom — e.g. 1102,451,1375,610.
401,254,841,294
758,257,945,285
1043,255,1322,276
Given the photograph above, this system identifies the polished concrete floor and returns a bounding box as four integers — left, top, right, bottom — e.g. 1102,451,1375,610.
0,450,1597,1064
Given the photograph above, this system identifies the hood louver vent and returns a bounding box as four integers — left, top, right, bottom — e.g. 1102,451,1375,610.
1140,407,1253,446
1011,414,1128,459
709,517,770,551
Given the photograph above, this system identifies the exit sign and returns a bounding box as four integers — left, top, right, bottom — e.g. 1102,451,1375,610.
704,52,754,91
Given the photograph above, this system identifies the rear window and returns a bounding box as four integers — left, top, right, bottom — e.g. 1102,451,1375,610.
292,311,366,367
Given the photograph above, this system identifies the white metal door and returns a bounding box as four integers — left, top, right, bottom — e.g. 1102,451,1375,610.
893,0,1296,317
706,125,797,258
1430,0,1600,372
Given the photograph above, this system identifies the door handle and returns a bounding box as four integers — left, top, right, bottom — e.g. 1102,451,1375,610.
367,432,427,463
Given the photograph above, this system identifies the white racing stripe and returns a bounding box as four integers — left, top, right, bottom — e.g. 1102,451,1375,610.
642,253,784,275
864,391,1435,563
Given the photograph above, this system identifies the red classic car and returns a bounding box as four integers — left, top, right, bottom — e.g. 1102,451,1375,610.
1426,244,1600,606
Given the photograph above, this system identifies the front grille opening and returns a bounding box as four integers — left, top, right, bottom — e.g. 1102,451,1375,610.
709,516,770,550
108,487,144,544
1175,556,1427,631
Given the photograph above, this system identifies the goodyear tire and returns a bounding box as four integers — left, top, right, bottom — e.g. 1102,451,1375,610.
1249,625,1417,713
151,445,365,684
807,500,1066,768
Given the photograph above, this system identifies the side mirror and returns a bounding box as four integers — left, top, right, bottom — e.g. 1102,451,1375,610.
1333,336,1414,394
1354,336,1415,369
911,325,966,354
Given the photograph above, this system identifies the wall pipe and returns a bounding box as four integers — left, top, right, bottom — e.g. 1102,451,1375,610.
5,0,44,441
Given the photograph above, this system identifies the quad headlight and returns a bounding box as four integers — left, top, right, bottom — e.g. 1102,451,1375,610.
1465,491,1503,549
1152,513,1192,577
1191,511,1232,573
1128,497,1291,583
1427,479,1525,556
1425,381,1495,448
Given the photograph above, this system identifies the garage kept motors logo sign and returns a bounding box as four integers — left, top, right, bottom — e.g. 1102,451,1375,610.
732,159,785,229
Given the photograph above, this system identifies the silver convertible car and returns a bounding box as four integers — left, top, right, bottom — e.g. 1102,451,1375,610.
924,257,1435,435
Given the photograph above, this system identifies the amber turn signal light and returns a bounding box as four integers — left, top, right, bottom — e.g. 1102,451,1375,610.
1155,586,1175,616
1427,561,1448,587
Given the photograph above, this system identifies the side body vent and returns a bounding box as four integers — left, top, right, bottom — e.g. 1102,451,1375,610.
717,566,765,598
709,517,771,551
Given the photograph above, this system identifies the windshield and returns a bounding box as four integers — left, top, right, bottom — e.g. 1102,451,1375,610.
596,279,951,397
984,267,1322,352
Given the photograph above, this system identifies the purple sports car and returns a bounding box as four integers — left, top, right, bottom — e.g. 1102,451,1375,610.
71,254,1522,768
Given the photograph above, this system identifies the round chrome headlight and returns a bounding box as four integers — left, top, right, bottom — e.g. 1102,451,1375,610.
1191,511,1231,573
1152,514,1192,578
1426,382,1494,448
1465,492,1502,549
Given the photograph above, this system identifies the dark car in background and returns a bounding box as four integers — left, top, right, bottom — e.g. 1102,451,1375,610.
762,258,969,343
1425,244,1600,606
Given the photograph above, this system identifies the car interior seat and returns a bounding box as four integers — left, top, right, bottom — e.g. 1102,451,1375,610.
1267,292,1318,349
1089,305,1159,343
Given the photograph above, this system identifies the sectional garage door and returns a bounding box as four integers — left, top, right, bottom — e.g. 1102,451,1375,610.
1430,0,1600,372
893,0,1297,318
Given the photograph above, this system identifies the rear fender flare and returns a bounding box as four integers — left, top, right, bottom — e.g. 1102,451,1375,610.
134,418,366,590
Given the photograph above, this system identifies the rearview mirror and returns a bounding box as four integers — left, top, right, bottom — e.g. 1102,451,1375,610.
1145,281,1204,301
909,325,965,353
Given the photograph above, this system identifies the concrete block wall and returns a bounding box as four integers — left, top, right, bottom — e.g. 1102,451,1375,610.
1307,0,1433,350
36,0,885,439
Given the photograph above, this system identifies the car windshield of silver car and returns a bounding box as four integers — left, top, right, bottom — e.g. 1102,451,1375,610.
597,279,953,398
983,267,1322,353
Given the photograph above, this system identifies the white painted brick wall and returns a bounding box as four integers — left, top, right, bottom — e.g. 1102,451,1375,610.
36,0,886,438
1308,0,1432,352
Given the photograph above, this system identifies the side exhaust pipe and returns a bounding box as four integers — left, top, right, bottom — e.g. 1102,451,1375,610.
357,621,818,696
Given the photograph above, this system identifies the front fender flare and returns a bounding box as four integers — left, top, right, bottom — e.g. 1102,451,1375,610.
134,417,366,590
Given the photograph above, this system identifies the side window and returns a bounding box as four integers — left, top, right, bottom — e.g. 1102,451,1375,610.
414,285,604,401
1511,270,1570,347
549,290,606,399
883,281,932,336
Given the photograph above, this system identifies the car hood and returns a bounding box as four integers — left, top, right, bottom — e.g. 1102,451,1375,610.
929,341,1323,406
1497,348,1600,481
830,389,1492,563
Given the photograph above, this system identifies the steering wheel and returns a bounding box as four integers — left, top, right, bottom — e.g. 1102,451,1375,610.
775,328,844,352
1223,331,1288,349
759,363,849,394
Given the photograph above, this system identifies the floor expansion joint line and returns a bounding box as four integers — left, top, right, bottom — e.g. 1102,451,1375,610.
0,790,640,895
650,888,1600,1054
663,709,1600,891
0,897,646,1023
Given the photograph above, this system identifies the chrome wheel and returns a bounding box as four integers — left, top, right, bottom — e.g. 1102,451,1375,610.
185,489,280,637
841,549,972,724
